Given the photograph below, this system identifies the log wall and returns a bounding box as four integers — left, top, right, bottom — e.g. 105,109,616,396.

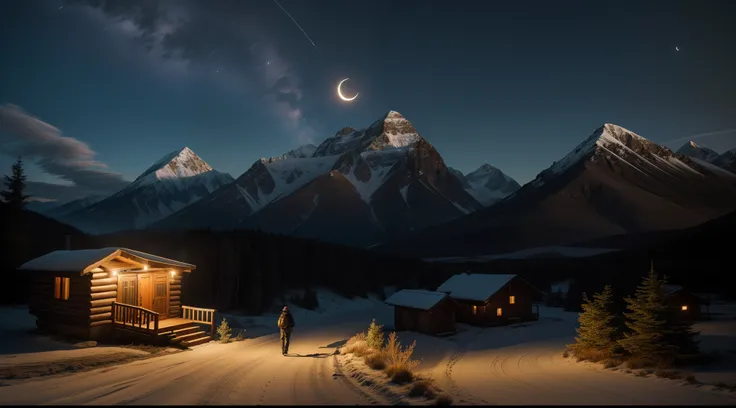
169,273,182,318
27,270,118,340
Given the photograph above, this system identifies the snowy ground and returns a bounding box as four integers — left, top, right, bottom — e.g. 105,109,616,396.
2,292,735,405
404,305,736,405
0,291,398,405
0,306,175,381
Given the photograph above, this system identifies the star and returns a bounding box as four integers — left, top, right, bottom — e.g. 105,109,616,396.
266,61,271,65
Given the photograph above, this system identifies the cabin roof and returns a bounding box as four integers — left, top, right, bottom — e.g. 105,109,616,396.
18,247,196,275
384,289,448,311
437,273,519,302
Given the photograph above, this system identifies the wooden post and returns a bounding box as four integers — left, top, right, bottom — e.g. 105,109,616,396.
211,311,216,340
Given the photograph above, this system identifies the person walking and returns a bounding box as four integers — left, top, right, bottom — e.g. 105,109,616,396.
277,306,296,355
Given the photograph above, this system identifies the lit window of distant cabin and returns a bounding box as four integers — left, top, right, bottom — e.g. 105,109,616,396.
497,307,503,317
681,305,688,311
473,305,478,315
509,295,515,304
54,277,70,300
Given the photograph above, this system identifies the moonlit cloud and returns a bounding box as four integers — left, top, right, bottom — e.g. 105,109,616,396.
65,0,317,145
0,104,130,192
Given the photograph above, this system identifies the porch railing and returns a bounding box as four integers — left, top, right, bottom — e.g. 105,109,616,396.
182,305,217,340
112,301,159,338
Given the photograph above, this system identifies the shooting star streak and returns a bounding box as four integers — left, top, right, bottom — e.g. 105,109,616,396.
271,0,318,51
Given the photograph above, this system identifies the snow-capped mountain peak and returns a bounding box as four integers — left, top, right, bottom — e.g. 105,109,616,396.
676,140,720,163
536,123,704,184
133,147,215,187
463,164,521,206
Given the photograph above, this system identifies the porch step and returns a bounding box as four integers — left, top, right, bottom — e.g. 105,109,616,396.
167,325,201,338
171,330,210,347
183,334,212,347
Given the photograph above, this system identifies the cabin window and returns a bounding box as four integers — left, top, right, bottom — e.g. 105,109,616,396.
53,277,70,300
472,305,478,315
120,278,137,305
509,296,516,304
496,307,503,317
155,282,166,297
681,305,688,311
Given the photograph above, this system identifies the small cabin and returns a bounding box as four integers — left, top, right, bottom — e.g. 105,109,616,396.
19,247,216,346
384,289,455,335
663,284,702,321
437,273,540,326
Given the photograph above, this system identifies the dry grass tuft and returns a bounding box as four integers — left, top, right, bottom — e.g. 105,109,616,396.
409,379,436,399
435,393,453,406
655,370,683,380
562,350,569,358
685,375,699,384
603,357,624,369
364,351,387,370
343,332,373,357
384,332,420,384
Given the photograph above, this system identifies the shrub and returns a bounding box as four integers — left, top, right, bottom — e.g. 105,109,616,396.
655,370,682,380
603,358,624,369
626,356,655,369
685,375,699,384
217,318,232,343
435,394,453,406
364,351,387,370
562,350,569,358
366,319,385,351
387,365,413,384
235,329,245,342
343,332,371,356
409,380,436,399
384,332,420,384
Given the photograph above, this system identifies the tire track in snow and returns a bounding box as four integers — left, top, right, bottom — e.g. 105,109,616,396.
443,331,490,405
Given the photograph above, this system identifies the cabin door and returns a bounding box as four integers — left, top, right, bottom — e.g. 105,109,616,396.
152,273,169,318
138,274,153,310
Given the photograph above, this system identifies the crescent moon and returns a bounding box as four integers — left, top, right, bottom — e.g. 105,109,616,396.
337,78,359,101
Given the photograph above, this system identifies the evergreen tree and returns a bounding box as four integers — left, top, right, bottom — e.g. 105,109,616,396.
1,158,29,209
568,285,620,359
618,261,699,363
366,318,384,350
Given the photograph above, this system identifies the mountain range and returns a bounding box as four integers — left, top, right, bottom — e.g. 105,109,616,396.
24,112,736,255
376,123,736,256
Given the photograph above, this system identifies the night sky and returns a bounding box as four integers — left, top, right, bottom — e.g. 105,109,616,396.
1,0,735,200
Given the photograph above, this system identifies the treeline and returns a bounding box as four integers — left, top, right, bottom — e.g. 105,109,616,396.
78,229,453,314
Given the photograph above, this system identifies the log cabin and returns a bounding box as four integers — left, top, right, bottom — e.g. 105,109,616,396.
663,284,702,321
384,289,455,336
437,273,541,326
19,247,216,347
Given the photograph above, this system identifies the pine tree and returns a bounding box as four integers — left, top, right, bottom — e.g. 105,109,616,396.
217,317,232,343
1,158,29,209
617,262,697,364
568,285,620,360
366,318,384,351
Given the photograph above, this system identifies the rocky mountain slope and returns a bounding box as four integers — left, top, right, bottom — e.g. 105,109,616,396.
155,111,485,246
61,147,233,234
376,123,736,256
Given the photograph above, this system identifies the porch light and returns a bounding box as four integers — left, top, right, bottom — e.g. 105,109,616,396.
143,265,148,271
170,270,176,277
681,305,688,311
111,270,118,276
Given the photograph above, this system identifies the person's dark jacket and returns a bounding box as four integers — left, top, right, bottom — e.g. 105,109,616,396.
277,311,295,331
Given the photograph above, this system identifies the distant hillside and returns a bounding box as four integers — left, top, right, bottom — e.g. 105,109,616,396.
0,203,94,304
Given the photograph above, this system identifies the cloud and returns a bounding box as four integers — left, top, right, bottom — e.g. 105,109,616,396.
661,128,736,146
65,0,318,144
0,104,130,193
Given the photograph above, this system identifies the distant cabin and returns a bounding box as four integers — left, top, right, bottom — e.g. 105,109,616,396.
384,289,455,335
19,248,216,346
663,284,702,321
437,273,540,326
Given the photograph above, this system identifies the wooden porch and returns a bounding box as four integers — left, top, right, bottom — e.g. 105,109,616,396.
112,302,216,347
